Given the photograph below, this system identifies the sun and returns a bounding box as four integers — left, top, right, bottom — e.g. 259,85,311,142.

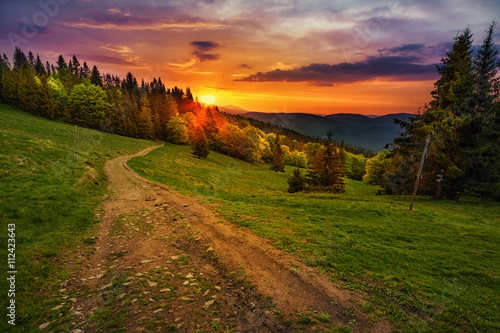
200,95,216,105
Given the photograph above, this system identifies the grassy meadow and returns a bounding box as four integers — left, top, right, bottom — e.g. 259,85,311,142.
129,142,500,332
0,104,155,331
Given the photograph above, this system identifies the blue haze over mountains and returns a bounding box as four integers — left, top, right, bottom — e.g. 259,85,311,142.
220,106,413,152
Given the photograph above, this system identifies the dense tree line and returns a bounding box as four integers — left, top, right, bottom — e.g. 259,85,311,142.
227,112,375,157
0,48,369,192
366,23,500,201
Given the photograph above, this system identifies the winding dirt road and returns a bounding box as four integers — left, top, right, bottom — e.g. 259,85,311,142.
61,144,392,332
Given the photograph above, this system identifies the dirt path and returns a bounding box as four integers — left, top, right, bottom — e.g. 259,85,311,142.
58,145,392,332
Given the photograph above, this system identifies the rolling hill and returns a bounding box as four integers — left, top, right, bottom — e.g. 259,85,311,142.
219,106,413,152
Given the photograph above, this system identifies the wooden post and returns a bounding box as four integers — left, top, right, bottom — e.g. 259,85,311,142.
409,134,431,211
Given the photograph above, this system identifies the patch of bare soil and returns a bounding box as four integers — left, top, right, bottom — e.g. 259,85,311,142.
56,145,393,332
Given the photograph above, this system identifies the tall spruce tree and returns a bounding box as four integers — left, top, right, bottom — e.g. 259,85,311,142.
387,24,500,200
270,133,285,172
34,54,46,75
13,47,28,70
90,65,103,86
306,130,345,192
56,55,67,73
287,168,306,193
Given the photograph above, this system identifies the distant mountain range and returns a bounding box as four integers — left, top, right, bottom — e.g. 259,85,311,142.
219,106,414,152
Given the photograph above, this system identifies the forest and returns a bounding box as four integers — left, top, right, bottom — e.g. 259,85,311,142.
0,22,498,200
0,47,364,193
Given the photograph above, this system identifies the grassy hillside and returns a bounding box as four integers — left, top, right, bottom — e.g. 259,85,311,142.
129,143,500,332
0,105,155,331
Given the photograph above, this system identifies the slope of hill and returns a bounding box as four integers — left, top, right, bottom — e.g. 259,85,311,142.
129,142,500,332
0,104,156,331
236,110,413,152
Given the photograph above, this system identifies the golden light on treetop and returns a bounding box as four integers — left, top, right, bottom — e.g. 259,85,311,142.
200,95,216,105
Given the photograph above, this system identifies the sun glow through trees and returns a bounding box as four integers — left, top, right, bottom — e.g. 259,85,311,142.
200,95,216,105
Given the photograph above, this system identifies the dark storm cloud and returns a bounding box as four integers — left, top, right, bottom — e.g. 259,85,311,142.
238,55,437,84
240,63,252,69
190,40,220,61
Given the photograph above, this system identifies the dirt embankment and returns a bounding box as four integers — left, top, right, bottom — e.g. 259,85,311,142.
54,145,392,332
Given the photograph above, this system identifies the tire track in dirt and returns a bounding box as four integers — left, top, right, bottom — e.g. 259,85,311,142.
59,144,392,332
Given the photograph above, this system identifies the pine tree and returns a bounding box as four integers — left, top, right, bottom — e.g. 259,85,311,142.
81,62,90,78
34,54,46,75
388,25,500,200
474,21,499,113
462,21,500,199
306,130,345,192
287,168,306,193
71,55,80,76
136,93,155,139
270,133,285,172
90,65,103,86
13,47,28,70
27,51,35,69
56,55,67,73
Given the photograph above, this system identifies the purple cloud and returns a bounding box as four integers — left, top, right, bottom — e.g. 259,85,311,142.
190,40,220,61
237,55,437,84
76,54,141,67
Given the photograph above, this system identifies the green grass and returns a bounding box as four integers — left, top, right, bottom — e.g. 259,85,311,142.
0,104,155,331
129,142,500,332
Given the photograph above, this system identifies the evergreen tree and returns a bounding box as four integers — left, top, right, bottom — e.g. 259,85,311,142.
462,21,500,199
90,65,103,86
70,55,80,76
56,55,67,73
13,47,28,70
135,92,155,139
17,65,38,114
122,72,139,95
81,62,90,78
387,24,500,200
45,61,51,75
186,87,194,101
474,21,499,113
306,130,345,192
27,51,35,69
34,54,46,75
287,168,306,193
270,133,285,172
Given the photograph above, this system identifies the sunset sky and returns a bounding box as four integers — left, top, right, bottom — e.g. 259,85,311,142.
0,0,498,115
